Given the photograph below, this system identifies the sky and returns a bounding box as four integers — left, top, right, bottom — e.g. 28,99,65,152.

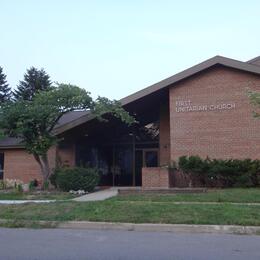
0,0,260,100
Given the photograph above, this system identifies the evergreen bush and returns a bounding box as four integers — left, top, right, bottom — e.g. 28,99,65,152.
178,156,260,187
55,167,100,192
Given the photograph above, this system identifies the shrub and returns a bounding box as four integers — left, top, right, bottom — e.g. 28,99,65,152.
29,181,35,192
0,180,6,190
49,171,58,188
4,179,24,189
178,156,210,186
29,179,38,192
178,156,260,188
43,180,49,190
17,184,23,193
55,167,100,192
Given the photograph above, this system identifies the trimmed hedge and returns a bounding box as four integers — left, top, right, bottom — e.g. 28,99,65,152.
178,156,260,187
52,167,100,192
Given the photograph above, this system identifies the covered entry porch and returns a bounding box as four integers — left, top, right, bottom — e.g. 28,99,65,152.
57,88,170,187
75,132,159,187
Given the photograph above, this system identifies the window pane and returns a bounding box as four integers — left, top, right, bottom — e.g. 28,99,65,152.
145,151,158,167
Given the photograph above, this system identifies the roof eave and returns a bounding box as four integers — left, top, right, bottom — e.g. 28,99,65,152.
120,55,260,105
0,145,25,150
20,55,260,137
53,113,96,136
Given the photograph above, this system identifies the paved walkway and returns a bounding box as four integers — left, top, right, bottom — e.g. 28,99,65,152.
0,200,56,204
0,188,118,204
73,188,118,202
121,201,260,206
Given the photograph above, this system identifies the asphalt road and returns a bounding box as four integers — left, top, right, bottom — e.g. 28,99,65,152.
0,228,259,260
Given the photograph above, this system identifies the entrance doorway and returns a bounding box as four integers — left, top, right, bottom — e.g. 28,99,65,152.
76,144,159,187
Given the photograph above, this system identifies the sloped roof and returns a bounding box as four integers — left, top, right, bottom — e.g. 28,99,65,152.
120,55,260,105
54,55,260,134
0,111,90,148
0,137,24,149
54,110,90,129
1,55,260,148
247,56,260,66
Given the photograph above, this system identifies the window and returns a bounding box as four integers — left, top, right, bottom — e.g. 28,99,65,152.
144,150,158,167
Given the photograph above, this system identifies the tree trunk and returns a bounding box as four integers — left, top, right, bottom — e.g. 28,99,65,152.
33,153,51,188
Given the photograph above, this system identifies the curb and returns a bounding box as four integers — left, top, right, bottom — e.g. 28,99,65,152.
57,221,260,235
1,219,259,235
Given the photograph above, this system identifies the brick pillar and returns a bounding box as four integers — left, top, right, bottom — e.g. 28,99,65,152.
159,102,171,166
142,167,170,188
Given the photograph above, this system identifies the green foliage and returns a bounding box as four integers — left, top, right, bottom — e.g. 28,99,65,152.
49,171,58,188
29,181,35,192
0,196,259,226
55,167,100,192
13,67,52,101
0,180,6,190
0,84,92,155
29,179,38,192
43,181,49,190
16,184,23,193
178,156,260,187
93,96,136,125
178,156,210,185
0,66,11,103
0,80,134,182
247,90,260,118
0,84,134,157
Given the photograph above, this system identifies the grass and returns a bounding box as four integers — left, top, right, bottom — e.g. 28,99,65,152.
0,193,259,227
115,188,260,203
0,191,77,200
0,188,259,228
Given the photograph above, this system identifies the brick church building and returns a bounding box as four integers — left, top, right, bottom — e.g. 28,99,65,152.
1,55,260,188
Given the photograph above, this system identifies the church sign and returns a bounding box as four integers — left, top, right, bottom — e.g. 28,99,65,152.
175,100,236,113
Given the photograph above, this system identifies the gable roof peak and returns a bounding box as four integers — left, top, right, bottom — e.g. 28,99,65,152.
2,54,260,141
247,56,260,67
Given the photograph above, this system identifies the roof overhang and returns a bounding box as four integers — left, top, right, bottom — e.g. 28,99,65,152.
120,55,260,105
53,55,260,135
2,55,260,147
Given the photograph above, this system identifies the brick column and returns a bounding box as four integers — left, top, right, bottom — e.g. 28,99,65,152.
142,167,170,188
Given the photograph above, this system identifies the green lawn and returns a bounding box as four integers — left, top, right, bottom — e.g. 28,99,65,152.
0,189,259,227
0,191,77,200
115,188,260,203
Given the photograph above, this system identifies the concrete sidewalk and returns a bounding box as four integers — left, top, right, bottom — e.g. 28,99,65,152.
0,200,56,204
124,201,260,206
0,188,118,204
73,188,118,202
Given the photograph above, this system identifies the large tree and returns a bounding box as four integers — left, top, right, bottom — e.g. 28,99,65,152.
0,84,134,184
0,66,12,103
13,67,52,101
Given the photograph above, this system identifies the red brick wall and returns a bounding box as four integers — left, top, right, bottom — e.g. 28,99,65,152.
159,102,171,166
169,66,260,161
142,167,170,188
3,147,57,184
